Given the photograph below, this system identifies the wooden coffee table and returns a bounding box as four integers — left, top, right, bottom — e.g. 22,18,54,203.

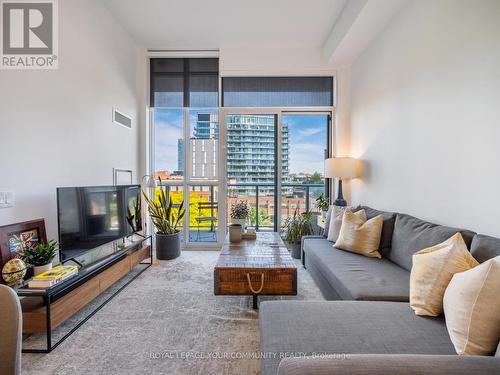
214,232,297,309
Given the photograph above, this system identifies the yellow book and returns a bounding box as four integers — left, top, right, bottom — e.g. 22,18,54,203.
33,265,78,280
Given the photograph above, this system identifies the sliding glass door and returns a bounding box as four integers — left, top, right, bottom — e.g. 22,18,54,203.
224,114,278,231
221,111,331,234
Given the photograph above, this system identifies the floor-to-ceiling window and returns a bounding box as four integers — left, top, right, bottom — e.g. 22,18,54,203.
150,59,334,246
150,58,220,246
221,76,334,233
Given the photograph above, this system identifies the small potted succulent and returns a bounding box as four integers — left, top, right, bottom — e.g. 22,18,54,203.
282,209,314,259
316,193,329,219
21,240,58,275
142,177,185,260
230,201,249,231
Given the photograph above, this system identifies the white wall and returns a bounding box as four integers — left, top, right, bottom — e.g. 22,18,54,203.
348,0,500,236
0,0,145,241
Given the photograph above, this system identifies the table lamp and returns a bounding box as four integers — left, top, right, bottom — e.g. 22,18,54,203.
324,157,360,206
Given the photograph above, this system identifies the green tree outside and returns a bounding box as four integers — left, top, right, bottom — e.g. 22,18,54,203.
248,207,272,227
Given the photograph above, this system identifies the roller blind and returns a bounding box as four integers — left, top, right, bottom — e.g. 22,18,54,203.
222,76,333,107
150,58,219,107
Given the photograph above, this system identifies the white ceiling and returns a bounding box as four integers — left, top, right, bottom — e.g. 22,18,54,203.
103,0,347,49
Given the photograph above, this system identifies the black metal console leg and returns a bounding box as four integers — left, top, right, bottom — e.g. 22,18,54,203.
252,295,258,309
45,295,52,352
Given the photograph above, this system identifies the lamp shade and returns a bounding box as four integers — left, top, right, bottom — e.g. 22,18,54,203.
324,157,360,179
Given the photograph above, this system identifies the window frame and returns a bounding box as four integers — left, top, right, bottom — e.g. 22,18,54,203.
150,58,219,108
149,57,336,248
221,76,334,107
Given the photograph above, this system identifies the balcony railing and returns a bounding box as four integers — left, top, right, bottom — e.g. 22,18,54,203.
227,183,325,231
156,182,325,238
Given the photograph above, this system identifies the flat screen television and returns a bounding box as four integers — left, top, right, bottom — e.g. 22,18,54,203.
57,185,142,259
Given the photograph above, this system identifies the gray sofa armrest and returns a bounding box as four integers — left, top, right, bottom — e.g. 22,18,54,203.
301,235,326,267
277,354,500,375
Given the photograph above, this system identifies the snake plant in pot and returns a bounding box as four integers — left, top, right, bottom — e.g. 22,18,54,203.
143,178,185,260
282,209,314,259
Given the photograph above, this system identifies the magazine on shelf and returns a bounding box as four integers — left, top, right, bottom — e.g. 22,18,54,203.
28,265,78,289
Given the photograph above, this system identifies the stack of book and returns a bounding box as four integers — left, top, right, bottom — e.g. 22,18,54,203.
28,265,78,289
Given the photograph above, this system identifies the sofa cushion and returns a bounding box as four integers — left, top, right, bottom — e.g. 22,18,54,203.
303,238,410,301
277,355,500,375
355,206,396,257
259,301,456,375
334,210,383,258
410,233,479,316
470,234,500,263
444,256,500,356
390,213,476,271
327,206,361,242
323,206,333,237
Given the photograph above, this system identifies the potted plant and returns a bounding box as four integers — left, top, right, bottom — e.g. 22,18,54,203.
126,194,142,233
316,193,329,219
282,209,314,259
230,201,249,231
142,178,185,260
21,240,58,275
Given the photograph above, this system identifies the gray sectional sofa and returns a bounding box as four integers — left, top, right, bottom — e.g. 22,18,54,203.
259,207,500,375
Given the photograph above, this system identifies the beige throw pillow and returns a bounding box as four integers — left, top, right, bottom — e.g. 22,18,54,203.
327,206,364,242
443,255,500,355
334,210,383,258
410,233,479,317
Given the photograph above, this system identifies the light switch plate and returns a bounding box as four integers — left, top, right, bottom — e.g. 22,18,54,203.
0,191,15,208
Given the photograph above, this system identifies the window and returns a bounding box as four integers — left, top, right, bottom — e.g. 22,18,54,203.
222,77,333,107
153,108,184,181
151,60,334,244
150,58,219,107
150,58,220,245
280,114,330,221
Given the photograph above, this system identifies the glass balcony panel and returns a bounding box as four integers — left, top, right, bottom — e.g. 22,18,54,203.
153,185,185,242
188,185,218,243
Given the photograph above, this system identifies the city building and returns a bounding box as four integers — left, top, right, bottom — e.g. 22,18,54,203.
190,113,218,179
189,113,289,190
226,115,289,195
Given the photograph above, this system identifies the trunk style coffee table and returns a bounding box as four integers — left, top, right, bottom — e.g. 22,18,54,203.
214,232,297,309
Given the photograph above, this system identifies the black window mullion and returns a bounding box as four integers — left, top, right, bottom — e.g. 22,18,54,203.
274,114,278,232
183,58,190,107
149,61,154,107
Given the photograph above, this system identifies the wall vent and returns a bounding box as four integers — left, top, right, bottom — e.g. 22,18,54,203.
113,108,132,129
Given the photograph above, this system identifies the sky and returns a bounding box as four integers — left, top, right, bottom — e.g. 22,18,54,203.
283,114,327,175
154,110,327,176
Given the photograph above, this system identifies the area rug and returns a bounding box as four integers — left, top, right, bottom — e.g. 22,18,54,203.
22,250,324,375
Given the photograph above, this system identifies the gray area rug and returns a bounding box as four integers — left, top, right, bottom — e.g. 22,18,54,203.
22,251,324,375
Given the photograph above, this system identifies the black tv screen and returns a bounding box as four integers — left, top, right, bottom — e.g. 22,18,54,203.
57,185,142,256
